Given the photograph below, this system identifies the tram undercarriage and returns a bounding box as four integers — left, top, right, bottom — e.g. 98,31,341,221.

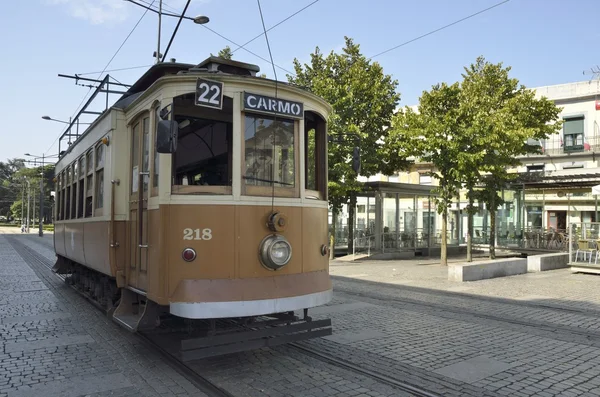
53,255,332,360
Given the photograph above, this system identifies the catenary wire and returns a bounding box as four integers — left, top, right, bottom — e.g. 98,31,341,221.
77,64,153,76
77,1,312,78
199,24,296,76
369,0,510,59
256,0,279,210
231,0,320,55
45,0,157,155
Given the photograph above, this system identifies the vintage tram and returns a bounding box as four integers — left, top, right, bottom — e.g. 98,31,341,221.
52,56,333,356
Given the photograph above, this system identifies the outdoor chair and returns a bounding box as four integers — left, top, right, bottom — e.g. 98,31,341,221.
574,240,596,263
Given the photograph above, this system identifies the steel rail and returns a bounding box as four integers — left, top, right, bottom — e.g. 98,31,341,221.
288,342,442,397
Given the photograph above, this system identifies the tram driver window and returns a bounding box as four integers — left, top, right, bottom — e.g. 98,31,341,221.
244,115,295,188
172,94,233,191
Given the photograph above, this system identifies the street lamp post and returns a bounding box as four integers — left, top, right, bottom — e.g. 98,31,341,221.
123,0,209,63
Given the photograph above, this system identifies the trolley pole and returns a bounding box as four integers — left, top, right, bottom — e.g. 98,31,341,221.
156,0,162,63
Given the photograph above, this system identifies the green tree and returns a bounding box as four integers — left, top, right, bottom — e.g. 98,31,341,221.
0,158,26,220
389,83,464,265
459,57,562,259
213,46,233,60
12,163,56,225
288,37,405,255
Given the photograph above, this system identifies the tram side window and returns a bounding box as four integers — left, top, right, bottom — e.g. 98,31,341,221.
56,174,62,221
244,114,295,188
85,150,93,217
304,111,327,199
95,144,104,211
65,166,71,220
172,94,233,189
60,172,65,220
71,163,78,219
152,105,160,191
77,157,85,218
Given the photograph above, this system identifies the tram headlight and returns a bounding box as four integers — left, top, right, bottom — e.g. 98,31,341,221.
259,234,292,270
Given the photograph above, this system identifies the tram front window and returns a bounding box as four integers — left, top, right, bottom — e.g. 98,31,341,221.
172,94,233,191
244,115,295,188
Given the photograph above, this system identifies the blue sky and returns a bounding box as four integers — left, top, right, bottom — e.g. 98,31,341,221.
1,0,599,164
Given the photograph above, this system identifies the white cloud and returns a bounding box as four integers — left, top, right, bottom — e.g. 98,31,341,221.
48,0,211,25
48,0,130,25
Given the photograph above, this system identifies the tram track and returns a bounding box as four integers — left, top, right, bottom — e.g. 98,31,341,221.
6,235,235,397
288,342,442,397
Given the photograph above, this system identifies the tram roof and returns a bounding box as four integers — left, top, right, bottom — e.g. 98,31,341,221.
117,56,265,101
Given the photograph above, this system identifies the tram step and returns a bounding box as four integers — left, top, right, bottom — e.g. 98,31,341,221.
112,288,162,332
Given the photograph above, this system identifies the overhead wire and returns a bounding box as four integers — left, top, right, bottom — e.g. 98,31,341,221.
45,0,157,155
77,64,152,76
231,0,320,55
76,1,317,78
199,24,296,76
256,0,279,210
369,0,511,59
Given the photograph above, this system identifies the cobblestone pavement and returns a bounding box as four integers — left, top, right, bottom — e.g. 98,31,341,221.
7,228,600,397
0,230,421,397
318,257,600,396
0,230,214,397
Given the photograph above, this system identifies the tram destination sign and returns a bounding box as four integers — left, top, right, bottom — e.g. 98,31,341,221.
195,78,224,110
243,92,303,119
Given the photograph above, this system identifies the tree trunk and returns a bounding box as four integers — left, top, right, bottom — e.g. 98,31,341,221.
441,207,448,266
330,210,337,260
489,209,496,260
467,194,474,262
347,194,356,256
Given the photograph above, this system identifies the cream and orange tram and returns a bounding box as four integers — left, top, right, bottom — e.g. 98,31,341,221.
52,57,333,357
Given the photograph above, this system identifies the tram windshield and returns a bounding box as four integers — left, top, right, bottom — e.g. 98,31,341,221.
172,95,233,190
244,114,295,188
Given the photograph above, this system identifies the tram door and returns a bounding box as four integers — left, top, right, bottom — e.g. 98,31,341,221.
128,116,150,291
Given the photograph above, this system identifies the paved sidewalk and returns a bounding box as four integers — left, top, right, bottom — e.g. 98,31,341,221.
330,255,600,312
0,230,209,397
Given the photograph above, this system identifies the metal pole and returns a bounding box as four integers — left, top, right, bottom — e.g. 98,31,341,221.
39,153,44,237
32,186,35,233
26,182,30,233
21,181,24,224
156,0,162,63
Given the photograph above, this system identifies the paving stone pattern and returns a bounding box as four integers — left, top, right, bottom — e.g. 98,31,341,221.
9,229,600,396
1,231,428,397
302,270,600,396
0,233,211,397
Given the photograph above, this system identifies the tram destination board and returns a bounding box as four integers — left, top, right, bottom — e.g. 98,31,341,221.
243,92,303,119
195,78,224,110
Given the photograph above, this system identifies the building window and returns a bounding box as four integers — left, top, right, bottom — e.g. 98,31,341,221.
419,174,432,185
95,144,104,210
563,116,584,152
357,205,366,213
244,114,295,188
526,164,544,172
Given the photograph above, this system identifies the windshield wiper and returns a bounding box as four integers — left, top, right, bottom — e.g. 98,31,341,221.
243,176,293,186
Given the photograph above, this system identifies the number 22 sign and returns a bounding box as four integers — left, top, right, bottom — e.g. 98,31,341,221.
195,78,224,110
